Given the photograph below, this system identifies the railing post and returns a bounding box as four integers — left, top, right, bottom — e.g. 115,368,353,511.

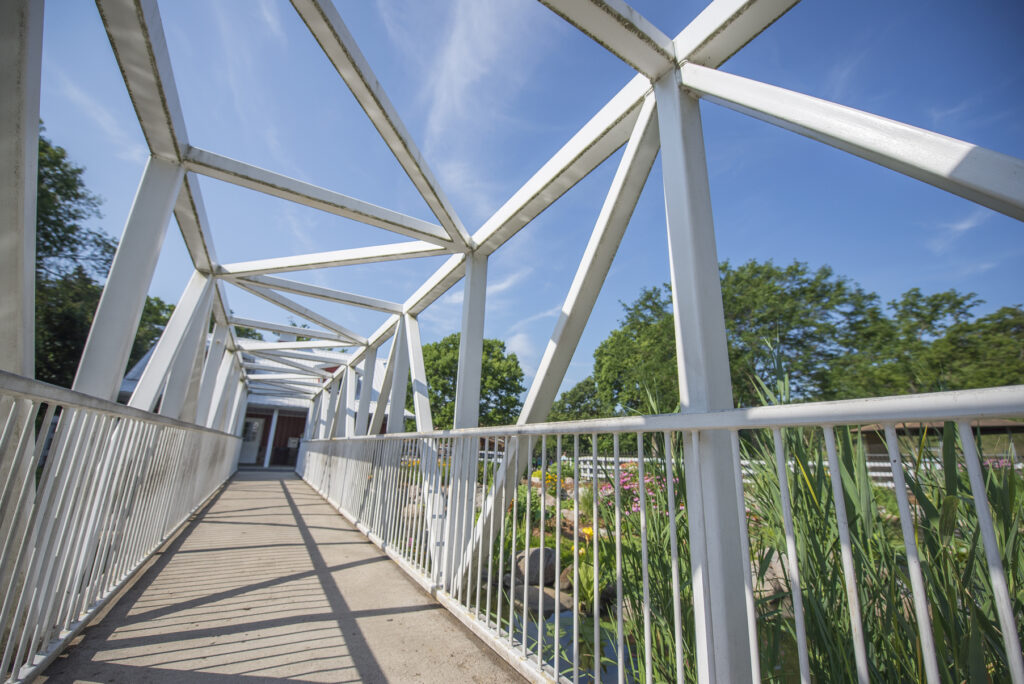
73,157,184,400
654,68,753,684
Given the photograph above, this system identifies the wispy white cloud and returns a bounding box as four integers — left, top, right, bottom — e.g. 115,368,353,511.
509,305,561,333
50,69,146,162
927,207,992,254
823,49,868,103
506,331,537,378
256,0,287,47
488,267,530,296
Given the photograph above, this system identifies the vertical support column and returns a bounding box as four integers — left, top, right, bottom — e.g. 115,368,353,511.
453,253,487,428
343,365,357,435
654,70,750,684
305,392,321,439
369,323,402,434
262,409,279,467
354,346,377,435
0,0,42,608
205,350,237,429
386,320,410,434
73,157,184,399
448,253,487,585
0,0,43,377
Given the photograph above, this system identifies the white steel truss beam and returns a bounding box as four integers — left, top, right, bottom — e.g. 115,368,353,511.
673,0,801,69
229,316,349,344
159,283,215,419
291,0,471,250
217,241,447,278
235,274,403,313
404,254,466,316
245,351,333,378
129,272,216,411
680,63,1024,222
184,147,453,247
243,361,328,379
404,314,432,432
230,281,368,345
96,0,236,350
655,69,749,683
519,93,660,424
236,339,349,352
385,321,410,434
454,253,487,429
538,0,674,78
354,346,377,435
74,157,184,400
252,348,348,365
246,373,323,384
369,322,401,434
0,0,42,378
195,324,229,423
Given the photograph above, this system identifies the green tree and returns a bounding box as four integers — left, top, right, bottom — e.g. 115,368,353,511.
409,333,526,429
549,375,609,421
34,130,173,388
553,259,1023,420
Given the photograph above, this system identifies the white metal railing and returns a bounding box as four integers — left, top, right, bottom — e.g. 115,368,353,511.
0,371,240,684
299,385,1024,684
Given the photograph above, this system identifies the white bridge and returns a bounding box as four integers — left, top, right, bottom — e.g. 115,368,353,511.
2,1,1022,683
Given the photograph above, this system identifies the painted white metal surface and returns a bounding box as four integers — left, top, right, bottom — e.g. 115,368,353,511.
0,0,42,379
74,158,184,400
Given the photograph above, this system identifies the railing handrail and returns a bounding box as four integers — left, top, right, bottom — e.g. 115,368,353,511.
308,384,1024,441
0,369,235,437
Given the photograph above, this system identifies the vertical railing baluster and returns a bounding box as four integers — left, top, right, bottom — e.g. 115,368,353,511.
957,420,1024,683
884,424,940,684
822,426,868,684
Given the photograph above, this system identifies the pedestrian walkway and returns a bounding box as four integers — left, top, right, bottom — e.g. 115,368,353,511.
37,471,519,683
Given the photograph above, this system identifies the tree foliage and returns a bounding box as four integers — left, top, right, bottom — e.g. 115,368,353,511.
410,333,526,430
35,130,174,388
554,259,1024,420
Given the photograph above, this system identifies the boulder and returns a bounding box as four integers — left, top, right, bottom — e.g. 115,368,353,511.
510,584,575,618
515,547,557,586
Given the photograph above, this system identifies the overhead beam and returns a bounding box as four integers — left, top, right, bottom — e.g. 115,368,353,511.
184,146,452,247
229,316,348,343
230,280,368,345
96,0,236,352
236,339,348,352
680,63,1024,222
245,373,323,383
291,0,471,250
246,356,332,379
472,0,800,258
217,241,447,278
538,0,674,78
252,348,348,364
673,0,800,69
236,274,403,313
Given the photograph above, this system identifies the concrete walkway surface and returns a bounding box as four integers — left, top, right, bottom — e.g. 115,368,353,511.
38,471,520,683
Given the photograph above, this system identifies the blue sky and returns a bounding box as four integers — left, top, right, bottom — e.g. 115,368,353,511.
39,0,1024,397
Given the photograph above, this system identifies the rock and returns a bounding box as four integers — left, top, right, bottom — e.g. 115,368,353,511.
515,547,557,586
510,584,575,618
401,502,423,522
407,484,421,501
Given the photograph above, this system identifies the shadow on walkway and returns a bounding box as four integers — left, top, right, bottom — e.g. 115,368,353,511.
38,471,518,683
